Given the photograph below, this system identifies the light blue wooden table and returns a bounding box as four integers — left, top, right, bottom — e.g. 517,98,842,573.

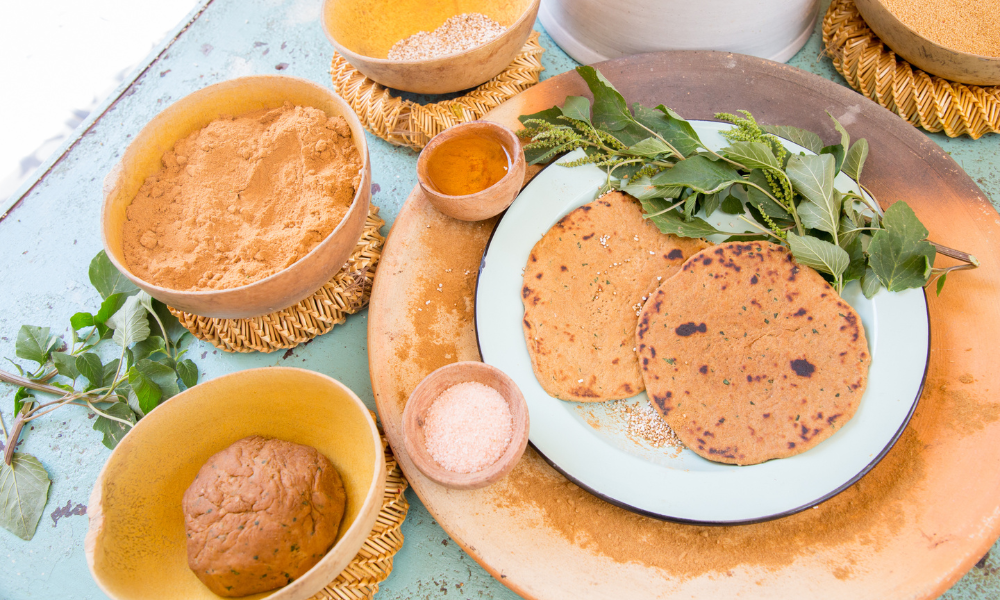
1,1,998,598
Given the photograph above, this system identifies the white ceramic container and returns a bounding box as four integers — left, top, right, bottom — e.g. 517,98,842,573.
539,0,821,64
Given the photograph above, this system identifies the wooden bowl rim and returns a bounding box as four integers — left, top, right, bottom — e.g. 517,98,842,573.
415,121,526,201
321,0,540,66
402,361,530,490
855,0,1000,65
84,367,387,600
100,74,371,302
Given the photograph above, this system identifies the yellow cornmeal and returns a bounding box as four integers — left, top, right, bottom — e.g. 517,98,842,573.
881,0,1000,58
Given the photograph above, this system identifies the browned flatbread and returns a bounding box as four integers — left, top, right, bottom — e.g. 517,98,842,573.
636,241,871,465
182,436,346,596
522,191,710,402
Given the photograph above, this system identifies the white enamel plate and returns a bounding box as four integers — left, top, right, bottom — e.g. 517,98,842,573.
475,121,930,524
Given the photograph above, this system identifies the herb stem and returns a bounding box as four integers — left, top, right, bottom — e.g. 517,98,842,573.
644,198,688,219
0,369,70,396
930,241,980,267
85,399,133,429
631,120,685,160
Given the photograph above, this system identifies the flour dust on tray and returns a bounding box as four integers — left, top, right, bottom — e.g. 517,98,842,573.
122,102,362,291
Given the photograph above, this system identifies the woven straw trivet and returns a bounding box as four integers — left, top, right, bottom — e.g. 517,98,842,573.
330,31,545,149
169,205,385,353
310,437,409,600
822,0,1000,139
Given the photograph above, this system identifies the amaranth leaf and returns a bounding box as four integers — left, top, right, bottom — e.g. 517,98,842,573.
89,251,139,300
135,358,180,402
651,155,742,194
760,124,824,154
639,198,722,238
861,267,882,299
76,353,104,390
575,66,647,145
92,402,135,449
561,96,592,123
0,453,51,541
787,233,850,278
15,326,56,367
51,351,80,381
106,296,151,349
127,365,162,415
722,141,782,171
786,154,839,235
631,104,703,157
868,202,936,292
176,359,199,389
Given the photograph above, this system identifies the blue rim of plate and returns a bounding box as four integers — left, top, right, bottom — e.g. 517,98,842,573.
472,139,931,526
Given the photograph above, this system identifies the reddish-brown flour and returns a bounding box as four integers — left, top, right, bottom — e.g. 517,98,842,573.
122,103,362,291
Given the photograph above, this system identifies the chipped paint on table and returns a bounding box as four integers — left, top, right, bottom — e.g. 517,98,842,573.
0,0,996,598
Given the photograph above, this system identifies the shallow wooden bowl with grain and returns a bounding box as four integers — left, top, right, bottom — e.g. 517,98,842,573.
403,361,530,490
84,367,386,600
322,0,540,94
101,75,371,319
416,121,526,222
855,0,1000,85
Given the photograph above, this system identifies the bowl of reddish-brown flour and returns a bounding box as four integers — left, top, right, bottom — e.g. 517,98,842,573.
321,0,540,94
101,76,371,318
403,361,530,490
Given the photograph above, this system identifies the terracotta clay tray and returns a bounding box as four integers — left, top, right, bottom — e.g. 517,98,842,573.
368,52,1000,599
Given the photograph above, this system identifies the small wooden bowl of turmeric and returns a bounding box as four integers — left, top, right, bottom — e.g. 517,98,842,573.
416,121,526,222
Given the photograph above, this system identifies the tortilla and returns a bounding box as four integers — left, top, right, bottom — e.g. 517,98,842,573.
636,241,871,465
521,192,709,402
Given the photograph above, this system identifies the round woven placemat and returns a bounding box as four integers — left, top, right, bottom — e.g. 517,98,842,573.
823,0,1000,139
169,205,385,353
310,437,409,600
330,31,545,149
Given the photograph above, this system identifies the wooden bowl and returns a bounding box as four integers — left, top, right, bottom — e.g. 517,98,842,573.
855,0,1000,85
84,367,386,600
101,76,371,319
416,121,526,222
402,362,529,490
321,0,540,94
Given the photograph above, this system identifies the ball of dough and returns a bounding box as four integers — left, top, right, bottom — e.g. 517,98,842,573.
182,436,347,597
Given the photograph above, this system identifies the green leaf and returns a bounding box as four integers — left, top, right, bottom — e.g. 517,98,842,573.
683,193,698,221
722,141,782,171
829,112,851,156
135,359,180,401
15,326,55,367
75,353,104,389
626,137,673,158
787,233,850,278
88,251,139,300
640,198,722,237
106,296,151,349
786,154,839,235
70,312,95,331
561,96,592,123
176,359,199,388
861,267,882,299
843,237,867,283
761,124,824,154
13,387,34,416
51,351,80,381
936,272,948,296
651,155,742,194
92,402,135,449
720,194,745,215
867,202,936,292
0,453,51,541
703,191,722,217
131,336,165,362
575,66,646,145
127,365,162,414
94,293,128,325
820,144,846,177
631,104,703,157
102,359,122,388
621,176,683,201
843,139,870,182
518,106,563,128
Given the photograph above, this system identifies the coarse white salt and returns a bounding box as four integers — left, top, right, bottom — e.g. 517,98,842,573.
423,382,513,473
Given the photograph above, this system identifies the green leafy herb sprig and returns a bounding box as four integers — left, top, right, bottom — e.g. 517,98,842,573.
518,66,978,296
0,251,200,540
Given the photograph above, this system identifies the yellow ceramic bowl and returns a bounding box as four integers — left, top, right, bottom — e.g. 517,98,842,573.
322,0,540,94
84,368,386,600
101,76,372,319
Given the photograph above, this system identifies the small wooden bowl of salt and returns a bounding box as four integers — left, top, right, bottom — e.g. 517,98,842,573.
403,362,529,490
